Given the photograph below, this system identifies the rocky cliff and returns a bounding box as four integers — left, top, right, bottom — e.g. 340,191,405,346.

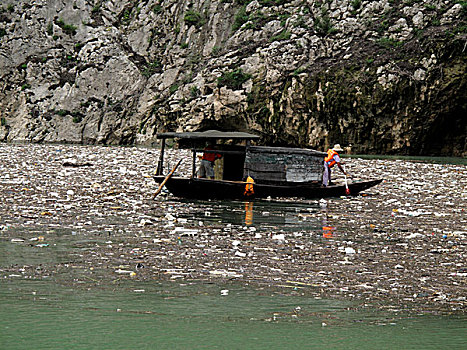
0,0,465,156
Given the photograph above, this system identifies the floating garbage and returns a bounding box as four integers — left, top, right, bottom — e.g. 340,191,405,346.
139,219,153,226
0,143,465,313
35,243,49,248
165,213,176,221
171,227,199,236
272,234,285,241
235,251,246,258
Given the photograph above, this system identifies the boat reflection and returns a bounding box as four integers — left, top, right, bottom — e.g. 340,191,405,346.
176,199,324,233
322,226,335,238
244,201,254,226
320,202,336,238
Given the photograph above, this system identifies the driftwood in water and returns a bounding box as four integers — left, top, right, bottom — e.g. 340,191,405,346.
62,161,93,167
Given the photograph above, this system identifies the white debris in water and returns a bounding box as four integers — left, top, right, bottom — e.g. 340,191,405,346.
0,144,465,312
272,234,285,241
171,227,198,236
165,213,176,221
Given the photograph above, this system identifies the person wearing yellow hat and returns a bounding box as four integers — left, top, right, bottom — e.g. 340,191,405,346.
322,144,348,186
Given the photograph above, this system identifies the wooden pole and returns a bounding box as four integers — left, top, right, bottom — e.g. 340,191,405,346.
192,149,197,178
156,138,166,175
153,159,182,199
344,165,350,195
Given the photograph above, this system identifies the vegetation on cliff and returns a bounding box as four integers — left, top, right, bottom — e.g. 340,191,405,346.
0,0,465,156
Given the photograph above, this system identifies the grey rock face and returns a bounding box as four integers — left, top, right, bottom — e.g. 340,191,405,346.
0,0,465,156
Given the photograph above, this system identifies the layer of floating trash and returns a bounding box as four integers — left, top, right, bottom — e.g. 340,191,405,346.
0,144,465,313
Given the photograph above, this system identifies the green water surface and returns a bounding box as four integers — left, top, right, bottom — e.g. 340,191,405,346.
1,279,465,349
1,186,466,349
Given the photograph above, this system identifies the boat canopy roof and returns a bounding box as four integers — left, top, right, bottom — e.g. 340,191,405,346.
156,130,260,141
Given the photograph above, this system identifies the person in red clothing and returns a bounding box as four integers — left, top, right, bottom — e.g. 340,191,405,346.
322,144,347,186
198,142,222,179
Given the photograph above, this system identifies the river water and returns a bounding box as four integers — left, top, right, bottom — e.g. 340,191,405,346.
1,278,466,349
0,144,466,348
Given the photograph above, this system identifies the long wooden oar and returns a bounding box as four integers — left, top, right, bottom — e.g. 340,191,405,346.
153,159,182,199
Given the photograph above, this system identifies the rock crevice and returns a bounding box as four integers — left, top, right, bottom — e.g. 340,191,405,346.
0,0,465,156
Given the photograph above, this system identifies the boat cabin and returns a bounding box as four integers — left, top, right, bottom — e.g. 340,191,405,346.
244,146,326,185
156,130,326,185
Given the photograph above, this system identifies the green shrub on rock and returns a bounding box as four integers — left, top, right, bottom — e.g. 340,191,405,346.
56,18,77,35
217,69,251,90
184,10,205,28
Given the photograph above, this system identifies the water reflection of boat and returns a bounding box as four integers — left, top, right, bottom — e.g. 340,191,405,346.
176,199,323,232
244,201,253,226
154,130,382,200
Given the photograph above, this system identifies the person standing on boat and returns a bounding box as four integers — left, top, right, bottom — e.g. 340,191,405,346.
198,142,222,179
322,144,347,186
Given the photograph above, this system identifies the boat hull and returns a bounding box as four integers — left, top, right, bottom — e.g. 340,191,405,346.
154,176,383,200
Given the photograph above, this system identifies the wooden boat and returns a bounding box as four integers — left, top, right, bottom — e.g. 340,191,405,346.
154,130,382,200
